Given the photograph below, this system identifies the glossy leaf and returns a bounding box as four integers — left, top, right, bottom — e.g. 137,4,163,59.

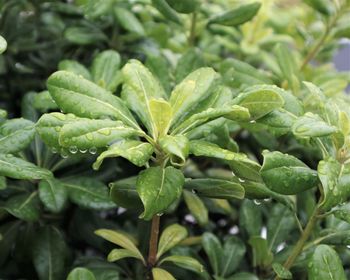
260,151,318,195
272,263,292,279
165,0,197,13
0,118,35,154
0,35,7,54
292,113,338,138
152,0,181,24
58,60,91,80
137,166,184,220
109,177,142,209
67,268,96,280
32,226,67,280
152,268,175,280
91,50,121,92
332,202,350,224
209,2,261,26
3,192,40,222
189,140,242,160
64,177,115,210
308,245,346,280
47,71,139,129
183,189,208,226
170,68,219,128
93,140,153,169
248,237,273,268
233,85,284,119
149,99,173,138
107,248,145,264
157,224,188,259
121,59,166,137
33,91,58,111
39,179,68,213
95,229,144,261
202,233,222,274
114,7,145,36
229,157,262,182
0,154,52,180
221,237,246,277
159,135,189,166
239,200,262,237
159,255,204,273
184,178,244,199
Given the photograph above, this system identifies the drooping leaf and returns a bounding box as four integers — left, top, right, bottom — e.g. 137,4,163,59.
67,268,96,280
107,248,145,264
91,50,121,92
308,245,346,280
38,179,68,213
3,192,40,222
32,226,67,280
0,118,35,154
0,154,52,180
202,233,222,274
137,166,184,220
233,85,284,119
183,190,208,226
64,177,115,210
184,178,244,199
121,59,166,137
93,140,153,170
152,268,175,280
170,68,219,128
157,224,188,259
95,229,144,261
152,0,181,24
159,135,189,166
47,71,139,129
109,177,143,209
260,151,318,195
159,255,204,273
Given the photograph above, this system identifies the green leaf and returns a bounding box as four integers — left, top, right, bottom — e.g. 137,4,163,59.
221,237,246,277
33,91,58,112
33,226,67,280
159,255,204,273
272,263,292,279
121,59,166,137
114,7,145,36
3,192,40,222
137,166,184,220
308,245,346,280
172,105,250,135
0,154,52,180
0,35,7,54
165,0,197,13
183,190,208,226
202,232,222,274
95,229,144,261
239,200,262,237
159,135,189,166
332,202,350,223
258,109,296,135
233,85,284,119
170,67,219,128
157,224,188,259
0,176,6,190
152,0,181,24
47,71,139,129
175,48,205,83
58,60,91,80
67,267,96,280
209,2,261,26
260,151,318,195
292,113,338,138
64,26,107,45
91,50,121,92
64,177,115,210
229,157,262,182
184,178,244,199
248,237,273,268
59,119,143,149
227,272,259,280
109,177,143,209
318,158,348,210
93,140,153,170
0,118,35,153
149,99,173,138
152,268,175,280
304,0,334,15
38,179,68,213
189,140,242,160
107,248,145,264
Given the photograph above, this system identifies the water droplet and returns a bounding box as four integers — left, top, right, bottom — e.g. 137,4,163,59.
54,126,61,132
108,183,114,188
191,189,197,194
157,213,163,217
79,148,87,153
254,199,262,205
86,133,94,141
250,120,256,124
61,152,69,159
238,178,245,183
98,128,111,136
231,171,236,177
263,198,271,202
89,147,97,154
69,146,78,154
51,147,57,154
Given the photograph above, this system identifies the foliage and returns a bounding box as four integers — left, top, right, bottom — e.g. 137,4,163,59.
0,0,350,279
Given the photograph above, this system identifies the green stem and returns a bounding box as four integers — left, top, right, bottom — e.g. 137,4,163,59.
275,206,320,280
188,12,197,47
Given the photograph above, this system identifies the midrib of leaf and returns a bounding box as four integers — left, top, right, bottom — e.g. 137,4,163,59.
18,191,37,211
221,246,236,277
47,181,58,210
0,127,33,147
155,168,165,202
268,208,286,251
64,183,107,200
241,100,280,106
324,257,335,280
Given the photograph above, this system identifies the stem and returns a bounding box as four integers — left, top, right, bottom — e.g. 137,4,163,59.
275,206,320,280
188,12,197,47
147,214,160,267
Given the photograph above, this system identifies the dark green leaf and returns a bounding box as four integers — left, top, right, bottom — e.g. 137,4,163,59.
38,179,68,213
3,192,40,222
67,267,96,280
